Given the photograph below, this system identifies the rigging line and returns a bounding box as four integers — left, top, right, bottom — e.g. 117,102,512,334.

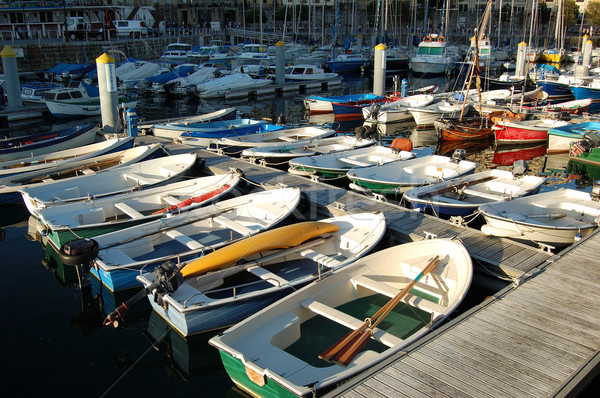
100,329,170,398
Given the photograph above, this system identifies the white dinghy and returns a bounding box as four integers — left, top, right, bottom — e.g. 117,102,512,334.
480,186,600,248
403,163,545,217
210,126,336,156
209,238,472,397
241,136,377,164
83,187,302,292
0,136,134,178
288,145,415,178
34,170,242,251
20,152,198,214
128,211,386,337
347,151,477,195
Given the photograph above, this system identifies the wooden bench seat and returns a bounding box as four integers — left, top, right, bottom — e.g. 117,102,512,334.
299,249,343,268
163,228,205,250
114,202,144,219
247,265,289,286
353,275,445,315
301,299,402,347
212,215,255,236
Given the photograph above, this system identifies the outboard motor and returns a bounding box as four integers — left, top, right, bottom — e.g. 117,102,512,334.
451,149,467,163
59,238,99,267
58,238,100,289
592,180,600,202
354,125,377,140
154,261,183,294
512,159,529,177
583,131,600,148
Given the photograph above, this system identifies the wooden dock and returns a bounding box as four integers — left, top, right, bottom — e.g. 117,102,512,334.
331,229,600,397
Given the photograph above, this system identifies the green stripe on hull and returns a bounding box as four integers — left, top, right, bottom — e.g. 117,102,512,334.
47,219,155,251
218,350,299,398
348,178,409,194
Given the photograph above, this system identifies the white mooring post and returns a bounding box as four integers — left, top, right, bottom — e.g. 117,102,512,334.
0,46,23,109
275,41,285,85
515,41,527,78
96,53,120,134
373,43,387,96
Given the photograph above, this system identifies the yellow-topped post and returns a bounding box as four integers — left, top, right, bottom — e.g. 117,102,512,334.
0,46,22,108
515,41,527,78
373,43,387,96
356,34,363,52
96,52,120,134
275,41,285,84
583,37,593,68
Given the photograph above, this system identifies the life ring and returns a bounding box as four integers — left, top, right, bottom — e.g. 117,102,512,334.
423,36,431,42
438,36,445,43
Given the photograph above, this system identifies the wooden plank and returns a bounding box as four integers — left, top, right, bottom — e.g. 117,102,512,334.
369,372,429,398
503,287,600,333
436,330,555,395
483,304,600,352
405,352,497,398
461,315,581,374
447,325,559,394
388,360,478,398
421,335,539,397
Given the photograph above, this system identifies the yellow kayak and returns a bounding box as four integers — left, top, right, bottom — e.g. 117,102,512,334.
180,221,340,278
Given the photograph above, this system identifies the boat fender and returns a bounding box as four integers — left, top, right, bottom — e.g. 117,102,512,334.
59,238,99,267
512,159,529,177
155,260,183,293
390,137,413,152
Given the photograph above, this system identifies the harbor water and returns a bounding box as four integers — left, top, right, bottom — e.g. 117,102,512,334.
0,72,593,397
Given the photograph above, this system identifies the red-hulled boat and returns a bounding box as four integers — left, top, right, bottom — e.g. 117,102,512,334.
493,118,571,145
492,143,547,166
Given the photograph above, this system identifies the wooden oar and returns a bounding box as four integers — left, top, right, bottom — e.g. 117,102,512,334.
424,175,497,198
319,255,441,366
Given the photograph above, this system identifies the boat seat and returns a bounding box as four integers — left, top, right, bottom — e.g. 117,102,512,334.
159,166,179,177
338,157,371,168
301,299,403,348
431,195,466,205
123,173,153,185
461,188,507,201
211,215,255,236
81,168,96,175
353,275,445,315
278,136,298,142
161,195,180,206
114,202,144,219
163,228,205,250
299,249,343,268
246,265,289,286
340,229,369,253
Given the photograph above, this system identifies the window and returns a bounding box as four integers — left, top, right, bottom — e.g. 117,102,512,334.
70,91,83,99
57,93,71,100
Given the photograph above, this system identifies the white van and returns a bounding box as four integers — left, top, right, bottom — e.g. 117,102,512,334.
113,20,148,37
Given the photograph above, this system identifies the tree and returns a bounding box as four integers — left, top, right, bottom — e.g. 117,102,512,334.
563,0,580,26
587,0,600,27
